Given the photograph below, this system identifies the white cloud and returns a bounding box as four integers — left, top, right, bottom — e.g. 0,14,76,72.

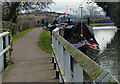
50,1,87,12
53,0,85,2
49,0,105,16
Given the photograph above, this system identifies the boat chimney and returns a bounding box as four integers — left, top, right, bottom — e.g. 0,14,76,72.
87,17,90,25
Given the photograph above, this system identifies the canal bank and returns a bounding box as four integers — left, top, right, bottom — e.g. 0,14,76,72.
93,26,120,82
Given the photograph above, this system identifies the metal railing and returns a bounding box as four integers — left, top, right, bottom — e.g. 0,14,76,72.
51,27,119,83
0,31,11,74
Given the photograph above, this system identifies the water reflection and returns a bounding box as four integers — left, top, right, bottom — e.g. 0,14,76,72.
93,26,119,82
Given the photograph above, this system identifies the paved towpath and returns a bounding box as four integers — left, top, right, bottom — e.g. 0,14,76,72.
2,28,58,82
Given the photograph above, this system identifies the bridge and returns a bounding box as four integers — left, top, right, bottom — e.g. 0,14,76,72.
0,28,119,83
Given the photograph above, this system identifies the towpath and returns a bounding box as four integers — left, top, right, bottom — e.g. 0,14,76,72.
2,28,58,82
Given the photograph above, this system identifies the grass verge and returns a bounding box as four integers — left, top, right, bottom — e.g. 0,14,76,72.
38,28,52,54
12,28,36,41
90,23,114,26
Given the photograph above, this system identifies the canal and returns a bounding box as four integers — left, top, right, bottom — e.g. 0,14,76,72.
93,26,120,82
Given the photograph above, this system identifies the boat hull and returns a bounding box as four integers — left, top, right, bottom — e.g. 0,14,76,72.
71,40,100,61
77,44,99,61
87,47,100,61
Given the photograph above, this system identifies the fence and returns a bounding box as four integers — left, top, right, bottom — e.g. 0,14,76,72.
0,31,11,74
51,27,119,83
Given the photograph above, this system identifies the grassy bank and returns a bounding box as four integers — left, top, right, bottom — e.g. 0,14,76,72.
38,28,52,54
90,23,114,26
12,28,36,41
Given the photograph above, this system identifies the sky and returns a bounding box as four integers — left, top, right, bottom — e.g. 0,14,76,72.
20,0,104,16
21,0,91,14
48,0,101,13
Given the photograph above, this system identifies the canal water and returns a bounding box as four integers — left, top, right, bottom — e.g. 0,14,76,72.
93,26,120,82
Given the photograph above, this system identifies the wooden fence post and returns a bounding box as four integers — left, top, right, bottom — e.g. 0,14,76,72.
52,52,56,69
0,32,11,84
73,59,83,83
52,35,54,63
5,35,10,65
58,42,64,83
5,35,9,47
0,36,3,73
64,50,71,82
51,28,119,84
55,38,59,79
52,35,56,69
56,64,59,79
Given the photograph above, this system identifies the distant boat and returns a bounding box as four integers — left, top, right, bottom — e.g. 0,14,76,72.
61,22,100,60
48,18,74,35
48,19,60,35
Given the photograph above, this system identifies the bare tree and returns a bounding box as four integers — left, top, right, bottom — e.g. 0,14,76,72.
2,1,54,23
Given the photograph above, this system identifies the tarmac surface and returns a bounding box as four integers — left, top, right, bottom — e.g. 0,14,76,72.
2,28,58,82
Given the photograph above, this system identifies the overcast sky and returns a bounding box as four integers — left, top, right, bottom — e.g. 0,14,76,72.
49,0,97,13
